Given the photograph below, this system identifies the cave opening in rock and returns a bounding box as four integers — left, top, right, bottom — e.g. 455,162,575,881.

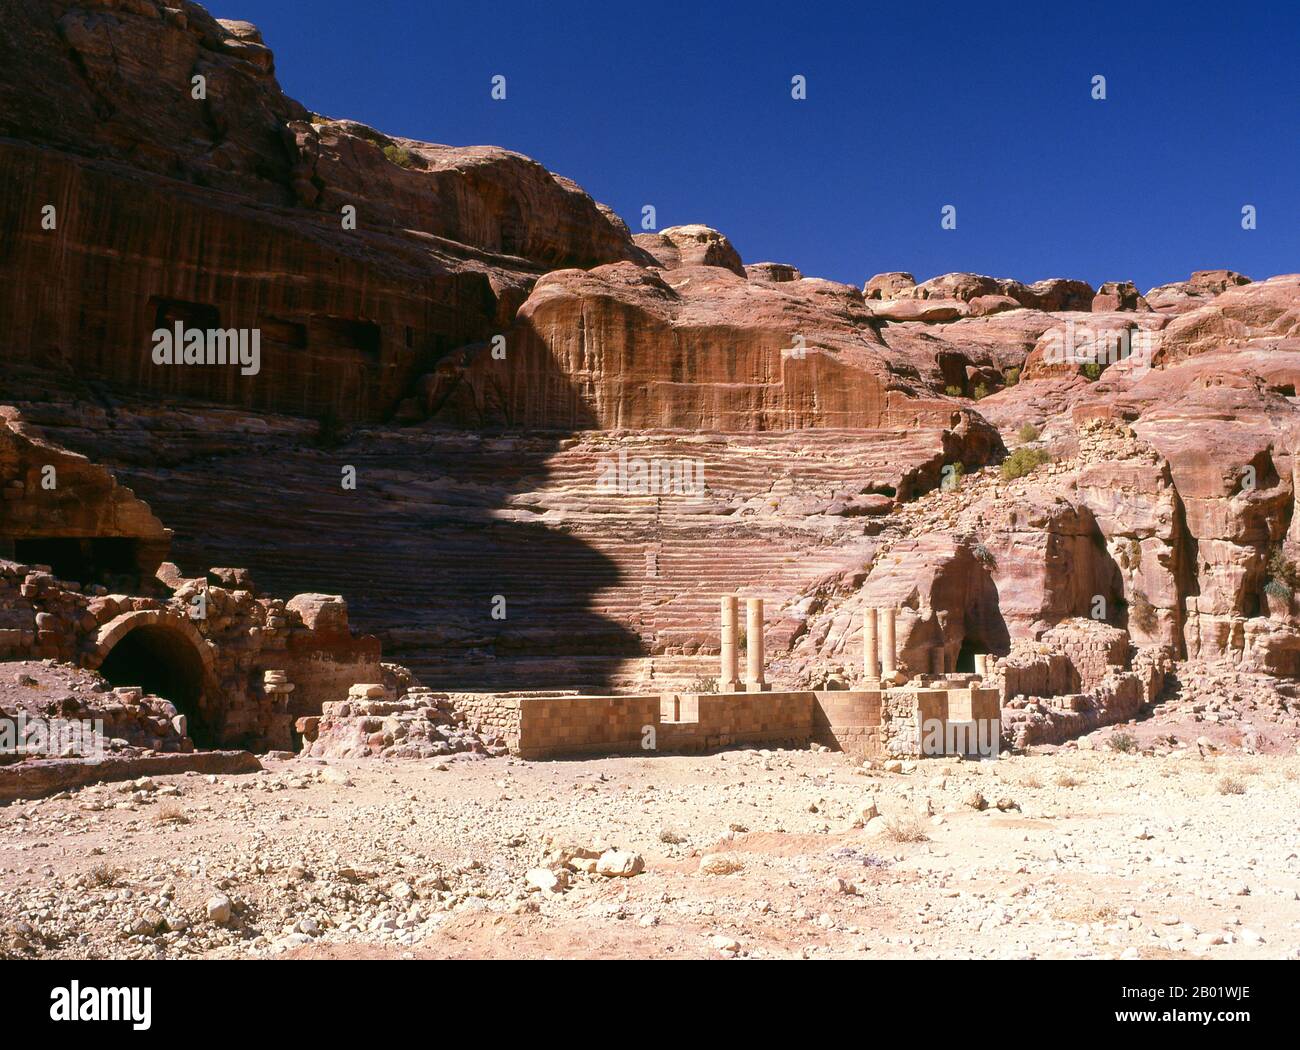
955,637,979,672
13,537,141,588
98,624,212,747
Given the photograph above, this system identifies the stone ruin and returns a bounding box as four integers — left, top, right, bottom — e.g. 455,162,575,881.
449,598,1004,762
1,1,1299,798
0,409,384,759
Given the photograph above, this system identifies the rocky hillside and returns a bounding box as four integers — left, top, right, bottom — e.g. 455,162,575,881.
2,0,1298,698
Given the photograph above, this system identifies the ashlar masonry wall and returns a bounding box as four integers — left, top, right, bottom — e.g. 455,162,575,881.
465,682,999,761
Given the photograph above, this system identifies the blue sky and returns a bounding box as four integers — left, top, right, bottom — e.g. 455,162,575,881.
223,0,1296,291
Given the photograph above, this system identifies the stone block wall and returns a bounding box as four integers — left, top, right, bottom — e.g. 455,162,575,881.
1002,645,1173,748
811,690,883,757
454,692,524,750
281,638,383,720
500,684,999,761
661,691,815,753
1041,619,1131,690
515,695,661,759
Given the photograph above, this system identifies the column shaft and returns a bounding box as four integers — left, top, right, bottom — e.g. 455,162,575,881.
745,598,765,690
719,595,738,690
862,607,880,679
880,607,897,678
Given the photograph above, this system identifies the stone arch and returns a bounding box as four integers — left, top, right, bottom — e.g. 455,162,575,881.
88,611,219,747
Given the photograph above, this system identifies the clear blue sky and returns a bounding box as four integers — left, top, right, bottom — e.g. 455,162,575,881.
222,0,1296,291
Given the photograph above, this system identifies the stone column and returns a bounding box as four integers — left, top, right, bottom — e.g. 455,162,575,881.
862,607,880,680
930,646,945,675
973,653,988,676
719,595,739,692
263,669,294,712
263,669,296,751
745,597,766,692
880,607,897,679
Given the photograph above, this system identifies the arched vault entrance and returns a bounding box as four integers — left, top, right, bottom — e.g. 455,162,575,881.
90,612,217,747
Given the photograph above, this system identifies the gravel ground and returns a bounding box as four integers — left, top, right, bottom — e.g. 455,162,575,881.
3,729,1299,960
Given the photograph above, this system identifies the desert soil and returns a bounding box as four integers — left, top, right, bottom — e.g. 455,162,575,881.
3,729,1299,960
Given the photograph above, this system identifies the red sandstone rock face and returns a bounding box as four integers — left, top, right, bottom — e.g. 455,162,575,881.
873,272,1094,314
0,2,307,202
1092,281,1151,313
425,260,1005,445
1021,311,1168,381
5,0,1300,718
633,225,745,276
863,272,916,300
746,262,803,283
1145,270,1252,314
290,120,644,271
0,408,171,583
1152,274,1300,365
0,0,644,424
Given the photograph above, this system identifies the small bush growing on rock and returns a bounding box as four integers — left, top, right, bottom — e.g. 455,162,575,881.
382,144,415,168
1000,447,1050,480
1003,366,1021,386
1054,772,1083,788
1107,732,1137,753
685,676,718,694
1264,578,1292,603
658,827,686,845
1216,775,1246,795
1265,548,1298,598
1082,361,1103,380
944,384,964,398
972,382,989,400
1016,422,1040,443
971,542,995,568
1129,589,1158,633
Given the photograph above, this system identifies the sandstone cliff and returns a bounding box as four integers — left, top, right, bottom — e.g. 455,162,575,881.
3,0,1299,711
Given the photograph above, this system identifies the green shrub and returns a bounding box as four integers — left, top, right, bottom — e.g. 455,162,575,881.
944,384,965,398
686,676,718,694
1081,362,1103,381
1016,422,1040,444
383,144,415,168
1107,732,1137,753
1266,548,1299,596
1000,447,1050,480
1003,367,1021,387
972,382,989,400
1264,578,1293,602
1129,589,1158,632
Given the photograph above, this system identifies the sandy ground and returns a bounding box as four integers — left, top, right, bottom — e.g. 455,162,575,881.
3,728,1299,960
